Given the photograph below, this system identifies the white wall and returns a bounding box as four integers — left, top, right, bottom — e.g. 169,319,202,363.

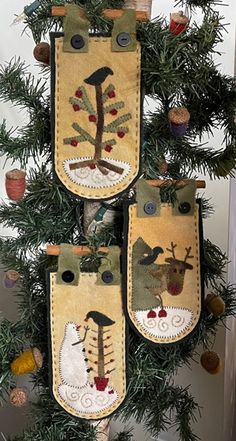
0,1,235,440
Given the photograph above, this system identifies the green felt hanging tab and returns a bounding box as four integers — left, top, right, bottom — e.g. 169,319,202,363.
56,244,80,286
96,246,121,286
63,5,89,53
173,180,197,216
135,179,161,218
112,9,137,52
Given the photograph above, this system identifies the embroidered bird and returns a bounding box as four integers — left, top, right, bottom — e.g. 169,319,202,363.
85,311,115,327
139,246,164,265
84,67,114,86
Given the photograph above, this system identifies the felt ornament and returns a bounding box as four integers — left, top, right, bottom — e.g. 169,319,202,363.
9,387,29,407
200,351,222,374
51,5,141,200
10,348,43,375
33,42,50,64
48,244,126,420
5,169,26,201
169,11,189,36
123,179,204,344
3,270,20,289
168,107,190,138
205,293,225,317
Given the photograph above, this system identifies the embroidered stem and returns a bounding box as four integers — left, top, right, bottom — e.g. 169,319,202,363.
94,84,104,161
97,325,105,378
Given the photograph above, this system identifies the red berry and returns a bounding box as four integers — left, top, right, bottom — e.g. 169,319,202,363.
110,108,118,116
75,89,83,98
158,309,167,318
108,390,114,394
117,131,125,138
89,164,96,170
147,310,157,319
89,115,97,122
70,140,78,147
73,104,80,112
105,145,113,153
108,90,115,99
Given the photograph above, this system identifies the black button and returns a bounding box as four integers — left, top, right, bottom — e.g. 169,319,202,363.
178,202,191,214
102,271,114,284
116,32,131,47
62,270,75,283
71,34,85,50
144,201,156,215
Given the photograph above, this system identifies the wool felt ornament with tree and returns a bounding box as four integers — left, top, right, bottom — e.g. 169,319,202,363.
48,244,126,420
52,5,141,200
0,0,236,440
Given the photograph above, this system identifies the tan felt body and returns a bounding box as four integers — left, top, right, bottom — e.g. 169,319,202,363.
50,272,126,419
54,37,141,199
127,204,201,344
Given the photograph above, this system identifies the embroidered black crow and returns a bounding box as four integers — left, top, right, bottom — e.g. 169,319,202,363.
85,311,115,326
84,67,114,86
139,246,164,265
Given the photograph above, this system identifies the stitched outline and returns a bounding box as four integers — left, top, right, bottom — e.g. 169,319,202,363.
127,204,201,344
50,272,126,419
55,38,141,199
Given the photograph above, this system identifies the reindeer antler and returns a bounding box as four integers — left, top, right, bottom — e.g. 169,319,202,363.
166,242,177,259
184,246,194,262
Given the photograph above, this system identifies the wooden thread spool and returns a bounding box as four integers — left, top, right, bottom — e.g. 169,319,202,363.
3,270,20,289
9,387,29,407
10,348,43,376
169,11,189,36
168,107,190,138
124,0,152,19
5,169,26,201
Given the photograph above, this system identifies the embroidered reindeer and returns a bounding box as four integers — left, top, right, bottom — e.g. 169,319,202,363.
141,242,194,297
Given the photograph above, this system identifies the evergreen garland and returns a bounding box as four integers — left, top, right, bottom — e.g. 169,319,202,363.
0,0,235,440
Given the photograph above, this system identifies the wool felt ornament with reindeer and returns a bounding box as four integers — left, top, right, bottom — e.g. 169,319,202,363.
123,179,204,344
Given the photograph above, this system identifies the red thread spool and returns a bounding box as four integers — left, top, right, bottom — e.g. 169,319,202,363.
169,12,189,36
5,169,26,202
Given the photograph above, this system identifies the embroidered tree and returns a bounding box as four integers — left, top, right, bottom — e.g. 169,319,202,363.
85,311,115,391
64,66,132,176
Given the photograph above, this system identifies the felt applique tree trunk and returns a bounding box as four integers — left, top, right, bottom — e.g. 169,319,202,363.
64,67,132,176
85,311,115,392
